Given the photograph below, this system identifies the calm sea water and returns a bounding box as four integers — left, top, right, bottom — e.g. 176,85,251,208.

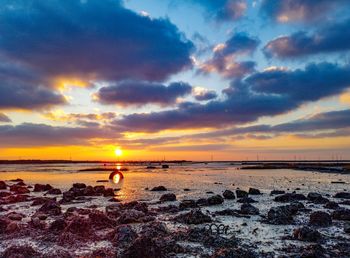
0,162,349,202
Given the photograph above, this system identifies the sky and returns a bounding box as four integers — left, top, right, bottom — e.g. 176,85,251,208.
1,0,350,161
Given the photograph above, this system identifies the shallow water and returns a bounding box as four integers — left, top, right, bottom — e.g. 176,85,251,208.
0,162,349,202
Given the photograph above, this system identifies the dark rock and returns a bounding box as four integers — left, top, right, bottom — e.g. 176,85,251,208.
103,188,115,197
9,185,29,194
72,183,86,189
7,212,25,221
248,188,261,195
34,183,53,192
0,191,11,198
236,189,248,198
212,247,257,258
183,188,190,191
240,203,259,215
334,192,350,199
274,193,307,202
0,181,6,190
332,208,350,221
160,193,176,202
140,222,168,238
324,201,339,209
38,200,62,216
60,191,75,203
156,205,180,213
267,204,300,225
9,179,23,182
62,215,93,238
300,244,327,258
46,188,62,195
344,223,350,234
89,210,116,228
309,211,332,227
307,192,329,204
175,209,212,224
83,185,97,196
1,245,40,258
93,185,105,194
196,198,208,206
179,200,197,210
340,200,350,206
150,186,167,191
237,197,257,203
223,190,235,199
207,195,224,205
117,209,146,224
270,190,285,195
114,224,137,246
0,194,29,205
49,218,67,233
293,226,322,242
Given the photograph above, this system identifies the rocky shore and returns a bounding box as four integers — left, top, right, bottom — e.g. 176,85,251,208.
1,179,350,257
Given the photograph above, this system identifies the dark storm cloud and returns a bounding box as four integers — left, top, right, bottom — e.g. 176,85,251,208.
117,63,350,132
200,33,259,78
0,123,118,147
260,0,349,23
0,113,11,123
96,81,192,107
264,18,350,58
0,0,194,82
194,90,218,101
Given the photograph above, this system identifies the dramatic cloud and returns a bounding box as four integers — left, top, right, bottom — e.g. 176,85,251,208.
0,113,11,123
199,33,259,78
264,18,350,58
43,111,117,126
95,81,192,107
260,0,349,23
193,87,218,101
0,123,118,147
0,0,194,82
117,63,350,132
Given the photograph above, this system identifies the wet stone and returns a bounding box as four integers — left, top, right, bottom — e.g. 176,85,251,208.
240,203,259,215
334,192,350,199
0,181,6,190
270,190,285,195
248,188,261,195
150,186,167,191
175,209,212,224
34,183,53,192
293,226,322,242
179,199,197,210
309,211,332,227
160,193,176,202
324,201,339,209
223,190,235,199
332,208,350,221
236,189,248,198
274,193,307,202
207,195,224,205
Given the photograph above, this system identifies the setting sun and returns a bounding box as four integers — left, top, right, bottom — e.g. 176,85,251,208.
114,148,123,157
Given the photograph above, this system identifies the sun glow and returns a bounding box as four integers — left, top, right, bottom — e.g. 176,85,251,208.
115,148,123,157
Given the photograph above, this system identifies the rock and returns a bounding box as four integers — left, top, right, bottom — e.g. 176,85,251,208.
89,210,116,228
160,193,176,202
223,190,235,199
207,195,224,205
114,224,137,246
293,226,322,242
1,245,40,258
237,197,257,203
117,209,146,224
300,244,327,258
140,222,168,238
34,183,53,192
340,200,350,206
309,211,332,227
7,212,25,221
274,193,307,202
212,247,257,258
93,185,105,194
248,188,261,195
83,186,96,196
38,200,62,216
0,217,10,234
0,191,11,198
60,191,75,203
324,201,339,209
175,209,212,224
5,221,20,234
31,197,54,206
307,192,329,204
179,200,197,210
334,192,350,199
1,194,29,205
72,183,86,189
49,218,67,233
150,186,167,191
157,205,180,214
183,188,190,191
344,223,350,234
62,215,93,238
240,203,259,215
103,188,115,197
196,198,208,206
267,204,300,225
9,185,29,194
236,189,248,198
0,181,6,189
270,190,285,195
332,208,350,221
46,188,62,195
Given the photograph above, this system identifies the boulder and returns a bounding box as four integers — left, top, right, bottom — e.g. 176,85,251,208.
324,201,339,209
274,193,307,202
236,189,248,198
309,211,332,227
307,192,329,204
103,188,115,197
150,186,167,191
334,192,350,199
93,185,105,194
207,195,224,205
270,190,285,195
196,198,208,206
240,203,259,215
248,188,261,195
72,183,86,189
9,185,29,194
160,193,176,202
223,190,235,199
344,223,350,234
179,200,197,210
117,209,146,224
267,204,300,225
34,184,53,192
89,210,116,228
38,200,62,216
332,208,350,221
175,209,212,224
293,226,322,242
0,181,6,190
114,224,137,246
46,188,62,195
